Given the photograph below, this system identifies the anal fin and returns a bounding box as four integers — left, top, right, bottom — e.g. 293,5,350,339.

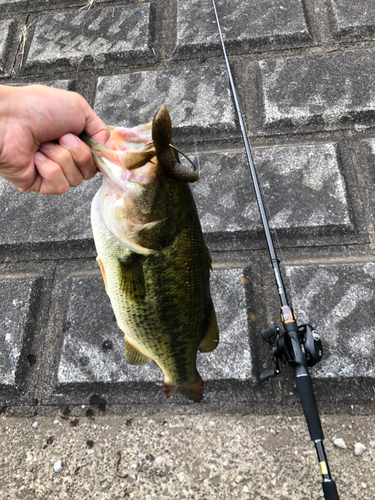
119,254,146,302
199,301,219,353
125,338,150,366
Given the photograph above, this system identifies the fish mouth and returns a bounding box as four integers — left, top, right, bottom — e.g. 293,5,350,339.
80,105,199,184
80,126,156,178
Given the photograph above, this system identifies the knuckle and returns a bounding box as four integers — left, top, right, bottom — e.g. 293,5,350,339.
47,162,62,177
83,171,95,181
55,182,69,195
77,146,92,165
55,147,72,165
70,174,83,188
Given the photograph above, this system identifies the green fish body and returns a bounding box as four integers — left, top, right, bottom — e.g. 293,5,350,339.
84,106,219,402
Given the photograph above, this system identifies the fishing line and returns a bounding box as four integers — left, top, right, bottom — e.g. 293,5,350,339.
144,141,198,172
75,5,99,98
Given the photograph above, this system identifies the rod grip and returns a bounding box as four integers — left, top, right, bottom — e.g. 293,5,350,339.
322,480,340,500
295,373,324,441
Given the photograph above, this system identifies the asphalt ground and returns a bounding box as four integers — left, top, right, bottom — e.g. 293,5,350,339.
0,410,374,500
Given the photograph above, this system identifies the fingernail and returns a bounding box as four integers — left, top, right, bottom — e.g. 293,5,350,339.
34,151,46,162
40,142,55,149
60,133,78,148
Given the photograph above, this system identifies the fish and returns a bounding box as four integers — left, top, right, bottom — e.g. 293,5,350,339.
81,105,219,402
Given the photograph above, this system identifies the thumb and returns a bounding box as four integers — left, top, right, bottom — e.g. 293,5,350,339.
91,129,110,145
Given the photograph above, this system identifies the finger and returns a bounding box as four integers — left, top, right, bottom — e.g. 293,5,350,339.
59,133,98,180
40,142,84,187
91,129,110,146
33,151,70,195
80,100,110,145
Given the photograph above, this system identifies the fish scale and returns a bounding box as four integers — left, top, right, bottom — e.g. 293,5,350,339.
84,106,219,402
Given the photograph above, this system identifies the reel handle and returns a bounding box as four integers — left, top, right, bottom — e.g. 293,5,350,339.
259,368,278,382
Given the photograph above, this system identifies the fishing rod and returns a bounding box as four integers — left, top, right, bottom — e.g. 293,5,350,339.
211,1,340,499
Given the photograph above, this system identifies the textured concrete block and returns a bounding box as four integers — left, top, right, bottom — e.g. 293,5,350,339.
0,19,16,75
25,4,153,73
259,50,375,133
57,268,251,383
330,0,375,40
191,143,360,250
46,266,253,404
0,274,48,405
175,0,311,58
0,175,100,262
94,66,236,141
0,278,36,387
57,275,160,385
0,141,363,262
198,268,252,381
285,262,375,379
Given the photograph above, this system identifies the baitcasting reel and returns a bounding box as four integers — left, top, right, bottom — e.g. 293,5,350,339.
260,324,323,382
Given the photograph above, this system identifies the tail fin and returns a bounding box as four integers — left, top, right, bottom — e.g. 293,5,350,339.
163,375,204,403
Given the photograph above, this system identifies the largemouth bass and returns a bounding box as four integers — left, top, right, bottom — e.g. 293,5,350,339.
82,106,219,402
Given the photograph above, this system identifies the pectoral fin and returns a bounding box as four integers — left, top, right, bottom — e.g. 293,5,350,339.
125,338,150,365
119,254,146,302
97,257,109,294
199,301,219,353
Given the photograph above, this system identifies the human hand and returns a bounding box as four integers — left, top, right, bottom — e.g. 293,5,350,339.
0,84,110,195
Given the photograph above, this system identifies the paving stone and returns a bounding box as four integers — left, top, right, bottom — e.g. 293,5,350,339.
57,275,160,385
259,50,375,134
285,262,375,379
0,18,16,75
330,0,375,40
191,143,359,250
0,175,100,261
198,268,252,381
48,266,253,404
94,65,236,141
0,142,363,262
0,278,36,386
0,276,44,405
0,0,83,9
175,0,311,58
24,4,153,73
